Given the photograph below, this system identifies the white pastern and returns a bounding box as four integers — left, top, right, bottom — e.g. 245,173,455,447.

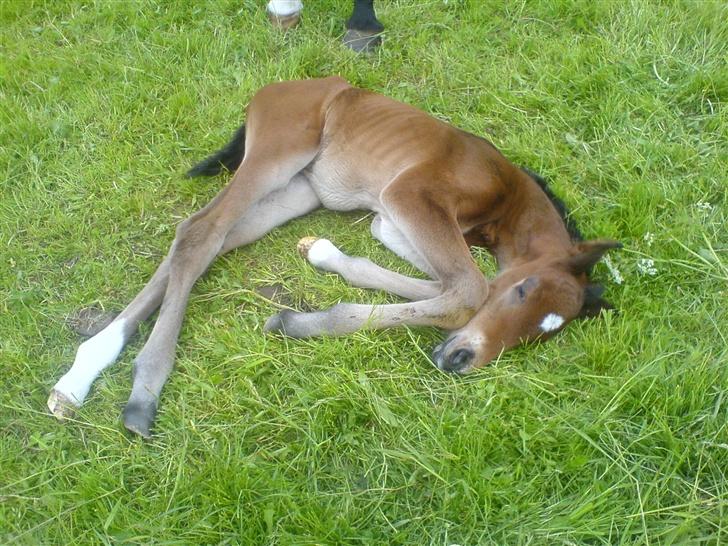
307,238,344,269
52,319,127,406
540,313,565,332
267,0,303,16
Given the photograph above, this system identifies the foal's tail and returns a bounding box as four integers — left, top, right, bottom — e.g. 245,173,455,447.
185,123,246,178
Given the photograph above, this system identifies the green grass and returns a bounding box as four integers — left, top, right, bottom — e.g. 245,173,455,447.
1,0,727,543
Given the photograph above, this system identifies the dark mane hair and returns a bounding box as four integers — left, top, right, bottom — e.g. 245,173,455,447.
520,167,583,242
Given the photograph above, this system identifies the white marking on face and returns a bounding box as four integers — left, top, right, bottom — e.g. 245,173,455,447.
307,238,343,268
540,313,564,332
267,0,303,16
51,319,127,406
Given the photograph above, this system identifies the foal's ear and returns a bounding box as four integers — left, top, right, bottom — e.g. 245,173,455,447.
566,239,622,275
578,283,615,319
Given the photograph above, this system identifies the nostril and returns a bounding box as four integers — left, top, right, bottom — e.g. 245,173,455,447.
452,348,473,367
442,348,474,372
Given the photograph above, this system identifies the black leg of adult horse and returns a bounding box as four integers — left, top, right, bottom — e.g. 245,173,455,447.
343,0,384,53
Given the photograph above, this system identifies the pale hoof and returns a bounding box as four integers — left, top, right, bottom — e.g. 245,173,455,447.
298,238,342,269
296,236,320,258
267,9,301,30
47,389,79,421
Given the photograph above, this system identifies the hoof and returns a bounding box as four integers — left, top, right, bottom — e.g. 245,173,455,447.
299,238,342,269
296,236,319,258
264,310,304,336
267,10,301,30
67,306,117,337
263,311,289,334
122,400,157,439
343,29,382,53
47,389,79,420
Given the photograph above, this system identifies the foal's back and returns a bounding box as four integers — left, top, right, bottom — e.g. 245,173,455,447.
296,82,517,220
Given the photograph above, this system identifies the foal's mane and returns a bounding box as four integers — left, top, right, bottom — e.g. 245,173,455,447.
519,167,583,242
517,168,613,314
461,129,583,243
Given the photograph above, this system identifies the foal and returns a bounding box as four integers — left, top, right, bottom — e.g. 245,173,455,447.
48,77,619,437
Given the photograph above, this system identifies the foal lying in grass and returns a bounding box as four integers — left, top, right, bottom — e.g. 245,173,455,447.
48,77,620,437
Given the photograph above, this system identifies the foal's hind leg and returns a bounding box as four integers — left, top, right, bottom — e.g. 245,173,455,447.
48,175,320,421
48,259,171,418
49,78,348,435
122,163,319,437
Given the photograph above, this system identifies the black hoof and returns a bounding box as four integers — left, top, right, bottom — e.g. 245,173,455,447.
263,310,294,334
122,400,157,439
343,29,382,53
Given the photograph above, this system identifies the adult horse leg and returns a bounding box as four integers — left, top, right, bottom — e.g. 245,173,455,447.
344,0,384,53
266,0,303,29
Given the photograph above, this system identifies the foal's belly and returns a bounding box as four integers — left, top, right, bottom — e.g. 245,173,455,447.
304,157,382,212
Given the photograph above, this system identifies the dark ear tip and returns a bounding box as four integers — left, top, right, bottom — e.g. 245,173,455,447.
585,283,606,298
582,304,618,320
598,240,622,250
600,299,616,311
580,283,617,318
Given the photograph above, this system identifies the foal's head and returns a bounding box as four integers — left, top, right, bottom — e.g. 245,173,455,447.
433,239,620,373
433,162,621,377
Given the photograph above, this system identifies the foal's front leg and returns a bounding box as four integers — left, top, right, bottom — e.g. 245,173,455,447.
298,237,441,301
265,172,489,338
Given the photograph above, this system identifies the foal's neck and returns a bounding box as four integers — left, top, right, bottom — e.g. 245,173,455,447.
493,173,574,269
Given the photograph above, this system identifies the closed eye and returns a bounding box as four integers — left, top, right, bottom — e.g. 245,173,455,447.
516,284,527,302
511,276,539,304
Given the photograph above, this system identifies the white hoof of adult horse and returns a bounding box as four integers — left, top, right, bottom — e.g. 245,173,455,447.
47,389,80,420
266,0,302,30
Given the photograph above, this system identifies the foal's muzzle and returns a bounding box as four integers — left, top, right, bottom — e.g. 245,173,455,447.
431,339,475,374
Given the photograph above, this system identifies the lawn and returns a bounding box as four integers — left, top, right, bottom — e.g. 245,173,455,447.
1,0,726,543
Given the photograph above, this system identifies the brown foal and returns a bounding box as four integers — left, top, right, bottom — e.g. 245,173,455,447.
48,77,619,437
